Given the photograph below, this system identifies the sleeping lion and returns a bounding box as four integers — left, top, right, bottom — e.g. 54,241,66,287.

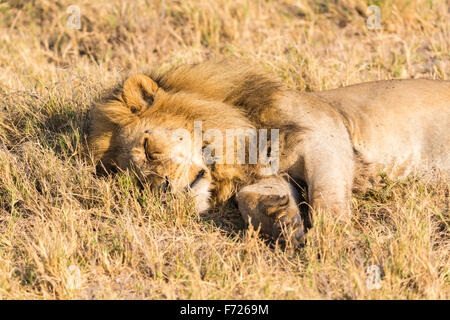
88,60,449,243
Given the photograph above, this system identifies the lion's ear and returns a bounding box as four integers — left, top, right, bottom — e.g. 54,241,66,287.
123,74,159,114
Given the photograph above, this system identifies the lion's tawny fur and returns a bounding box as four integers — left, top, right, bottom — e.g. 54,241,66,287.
88,60,449,241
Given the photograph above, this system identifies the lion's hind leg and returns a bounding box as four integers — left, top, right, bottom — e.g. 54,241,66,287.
236,177,305,245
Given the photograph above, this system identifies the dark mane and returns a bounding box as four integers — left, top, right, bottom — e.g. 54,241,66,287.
148,60,288,128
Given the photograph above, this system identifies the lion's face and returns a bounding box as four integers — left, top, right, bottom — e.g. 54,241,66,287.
117,118,213,212
89,74,223,212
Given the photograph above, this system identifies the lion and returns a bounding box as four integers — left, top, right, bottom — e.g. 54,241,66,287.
88,60,449,243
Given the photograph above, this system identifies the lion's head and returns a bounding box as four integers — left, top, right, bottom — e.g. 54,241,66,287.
88,61,296,212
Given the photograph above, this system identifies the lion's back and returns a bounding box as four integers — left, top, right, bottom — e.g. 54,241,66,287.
312,79,450,177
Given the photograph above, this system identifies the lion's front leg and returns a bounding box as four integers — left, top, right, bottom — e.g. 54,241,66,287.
236,177,305,245
302,146,355,221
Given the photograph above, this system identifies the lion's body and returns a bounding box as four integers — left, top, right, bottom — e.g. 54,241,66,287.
273,79,450,215
89,61,449,241
312,79,450,178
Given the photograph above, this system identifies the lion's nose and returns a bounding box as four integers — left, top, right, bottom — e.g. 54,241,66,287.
157,176,172,203
150,176,172,202
161,176,171,193
150,175,171,193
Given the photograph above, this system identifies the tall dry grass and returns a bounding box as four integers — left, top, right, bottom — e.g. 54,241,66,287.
0,0,448,299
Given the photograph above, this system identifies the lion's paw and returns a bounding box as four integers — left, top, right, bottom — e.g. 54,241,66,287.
237,177,305,245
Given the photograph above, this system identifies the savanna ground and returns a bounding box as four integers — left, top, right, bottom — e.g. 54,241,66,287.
0,0,448,299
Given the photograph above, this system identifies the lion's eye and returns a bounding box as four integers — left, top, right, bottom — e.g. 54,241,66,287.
144,138,155,162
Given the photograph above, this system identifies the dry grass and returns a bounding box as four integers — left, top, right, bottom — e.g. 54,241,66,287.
0,0,448,299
